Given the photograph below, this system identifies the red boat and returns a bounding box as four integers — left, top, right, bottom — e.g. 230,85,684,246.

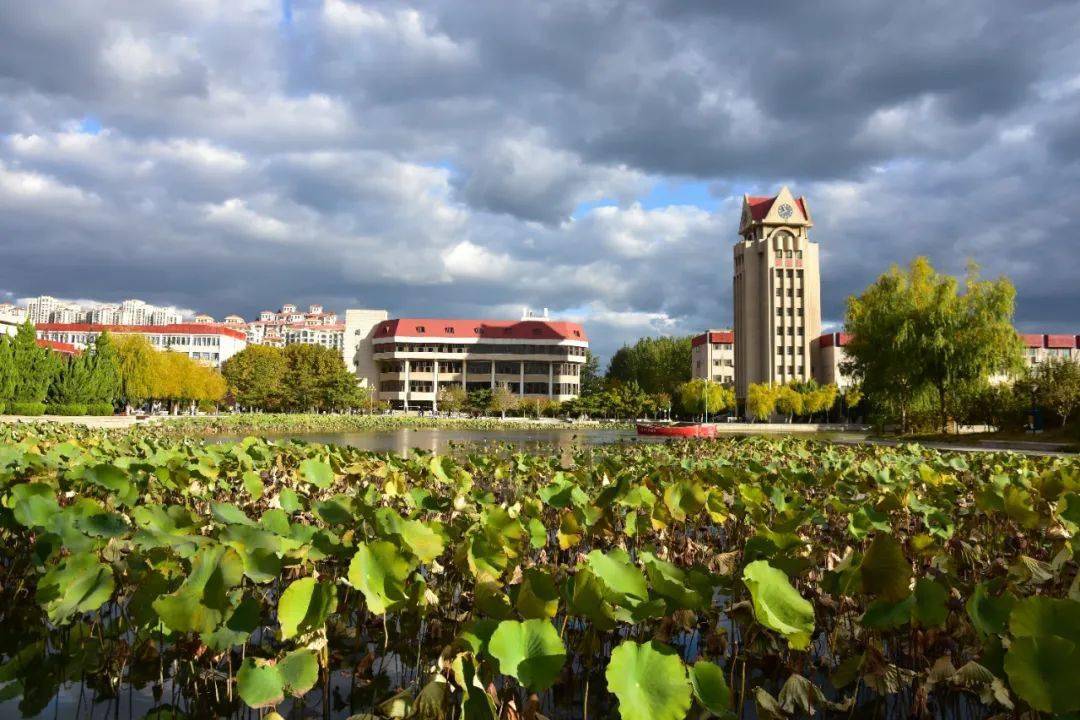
636,422,717,438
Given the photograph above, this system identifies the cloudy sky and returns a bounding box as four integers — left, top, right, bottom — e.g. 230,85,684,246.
2,0,1079,362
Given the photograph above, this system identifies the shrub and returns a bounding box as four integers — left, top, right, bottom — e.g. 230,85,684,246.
49,403,89,416
87,403,115,417
7,402,46,416
0,402,4,414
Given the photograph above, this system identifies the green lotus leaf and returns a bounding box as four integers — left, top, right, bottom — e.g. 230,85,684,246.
1009,596,1080,642
35,552,115,625
568,566,617,631
298,458,334,489
1004,635,1080,714
487,619,566,691
513,568,560,619
152,545,244,634
966,582,1016,636
861,595,914,629
211,502,256,527
348,540,416,615
82,463,136,505
605,640,691,720
641,551,713,611
912,578,948,628
241,470,264,499
860,534,911,602
203,595,261,651
9,483,60,529
314,495,356,526
236,657,284,709
278,488,302,513
585,549,648,608
375,508,444,563
279,648,319,696
278,577,337,640
742,560,815,650
689,660,732,717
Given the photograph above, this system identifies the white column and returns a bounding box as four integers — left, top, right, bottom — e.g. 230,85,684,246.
404,359,411,411
432,359,439,412
519,361,525,396
548,362,553,399
490,362,495,389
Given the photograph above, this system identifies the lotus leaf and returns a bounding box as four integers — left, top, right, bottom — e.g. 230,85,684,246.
487,619,566,691
742,560,815,650
605,640,691,720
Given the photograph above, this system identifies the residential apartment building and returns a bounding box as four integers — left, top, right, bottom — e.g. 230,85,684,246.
691,330,735,385
1021,334,1079,367
733,187,822,400
26,296,184,325
344,311,588,410
245,303,343,351
35,323,246,367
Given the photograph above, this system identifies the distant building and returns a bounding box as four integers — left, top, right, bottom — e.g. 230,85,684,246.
24,296,185,325
0,304,27,336
344,311,589,410
35,323,247,367
193,314,215,324
1020,333,1080,367
691,330,735,385
733,187,822,399
244,303,342,350
810,332,853,389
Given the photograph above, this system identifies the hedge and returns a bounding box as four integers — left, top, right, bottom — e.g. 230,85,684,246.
7,402,46,416
48,403,89,416
87,403,115,417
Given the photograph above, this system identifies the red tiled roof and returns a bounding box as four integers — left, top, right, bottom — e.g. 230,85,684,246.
1046,334,1074,349
36,322,247,341
746,195,775,221
1020,333,1044,348
374,318,588,342
36,339,80,356
816,332,852,348
746,194,808,222
692,331,734,347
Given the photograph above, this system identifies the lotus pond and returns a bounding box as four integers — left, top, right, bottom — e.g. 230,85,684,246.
0,425,1078,719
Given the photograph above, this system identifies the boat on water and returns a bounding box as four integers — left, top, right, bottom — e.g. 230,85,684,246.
635,422,717,438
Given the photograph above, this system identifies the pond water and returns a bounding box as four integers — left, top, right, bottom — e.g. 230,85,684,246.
212,427,866,454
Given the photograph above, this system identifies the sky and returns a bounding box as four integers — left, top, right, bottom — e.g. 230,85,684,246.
1,0,1079,364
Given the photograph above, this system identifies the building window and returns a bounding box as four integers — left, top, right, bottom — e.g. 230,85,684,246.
796,250,803,259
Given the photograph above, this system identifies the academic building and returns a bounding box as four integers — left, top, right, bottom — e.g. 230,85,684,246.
35,323,247,367
343,310,588,410
733,187,822,400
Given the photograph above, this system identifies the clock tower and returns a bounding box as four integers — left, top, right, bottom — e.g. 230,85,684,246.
732,187,821,401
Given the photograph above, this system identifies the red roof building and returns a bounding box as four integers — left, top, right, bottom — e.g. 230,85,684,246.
35,322,247,367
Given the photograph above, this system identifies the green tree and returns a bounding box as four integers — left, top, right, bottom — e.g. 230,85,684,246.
436,385,467,414
0,336,14,406
222,345,287,411
466,388,492,416
87,332,121,406
10,321,60,403
489,384,516,419
606,336,692,396
279,344,362,412
844,257,1021,433
49,353,95,404
1033,357,1080,428
579,351,604,396
775,385,804,422
746,383,777,422
677,379,734,419
114,335,158,410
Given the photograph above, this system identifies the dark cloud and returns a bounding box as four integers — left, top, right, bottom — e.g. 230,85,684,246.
1,0,1079,362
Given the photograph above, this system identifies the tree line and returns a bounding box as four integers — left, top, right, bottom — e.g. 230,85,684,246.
0,321,228,416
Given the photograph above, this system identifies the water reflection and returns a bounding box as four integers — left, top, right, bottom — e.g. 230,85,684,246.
212,427,863,455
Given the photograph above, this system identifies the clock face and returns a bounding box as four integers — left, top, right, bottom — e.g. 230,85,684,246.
777,203,794,220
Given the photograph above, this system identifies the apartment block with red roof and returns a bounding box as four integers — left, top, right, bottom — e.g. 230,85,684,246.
691,330,735,385
35,323,247,367
344,309,589,410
